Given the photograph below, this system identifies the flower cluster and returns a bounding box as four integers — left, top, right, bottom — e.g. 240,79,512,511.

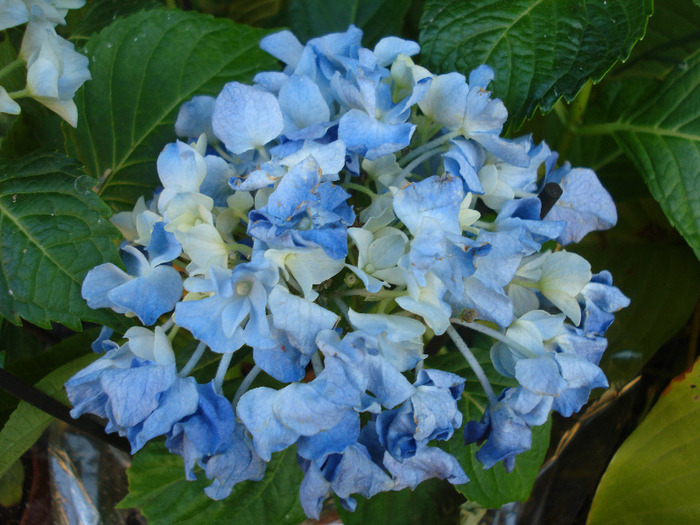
66,26,629,517
0,0,91,126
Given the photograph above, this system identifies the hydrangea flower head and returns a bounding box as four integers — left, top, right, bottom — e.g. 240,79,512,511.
66,24,628,519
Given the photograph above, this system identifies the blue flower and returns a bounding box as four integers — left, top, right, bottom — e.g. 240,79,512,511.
81,239,182,326
212,82,284,154
247,156,355,259
65,328,199,453
543,164,617,244
578,271,630,335
464,388,533,472
174,257,278,353
376,369,464,460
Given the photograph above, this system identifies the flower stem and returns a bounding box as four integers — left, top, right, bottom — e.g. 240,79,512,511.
451,318,536,359
8,88,28,100
399,130,460,167
446,325,497,404
233,365,261,406
179,341,206,377
214,351,235,392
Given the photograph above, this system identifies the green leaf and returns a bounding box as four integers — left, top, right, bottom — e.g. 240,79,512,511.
572,198,700,386
0,352,98,479
419,0,653,126
119,441,306,525
0,99,65,159
336,479,462,525
0,152,122,330
582,54,700,260
288,0,412,47
429,346,551,508
66,0,161,42
65,9,278,210
0,460,24,507
587,356,700,524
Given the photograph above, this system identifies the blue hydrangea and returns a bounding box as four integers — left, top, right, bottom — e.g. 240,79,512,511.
66,23,629,518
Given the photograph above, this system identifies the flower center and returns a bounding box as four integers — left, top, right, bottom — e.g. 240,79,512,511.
235,280,252,296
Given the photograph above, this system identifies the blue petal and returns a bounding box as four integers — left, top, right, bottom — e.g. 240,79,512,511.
338,109,414,160
175,95,216,141
297,409,360,461
236,387,300,460
81,263,131,312
203,426,266,499
544,166,617,244
147,222,181,267
259,30,304,68
100,363,177,429
279,75,330,134
212,82,283,154
373,36,420,67
175,294,245,354
268,286,339,354
329,444,394,500
384,446,468,490
299,461,331,520
129,376,199,452
108,265,182,325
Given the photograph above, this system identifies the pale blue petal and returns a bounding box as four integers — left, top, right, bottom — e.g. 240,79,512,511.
108,265,182,325
384,447,468,490
212,82,283,154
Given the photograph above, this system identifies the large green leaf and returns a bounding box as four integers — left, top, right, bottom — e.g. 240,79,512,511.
429,345,551,508
118,441,305,525
288,0,412,47
66,0,161,42
419,0,653,126
0,153,122,330
65,9,277,210
0,352,98,478
580,54,700,260
587,356,700,524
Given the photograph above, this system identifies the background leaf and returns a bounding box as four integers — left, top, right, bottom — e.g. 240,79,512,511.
0,152,122,330
336,479,462,525
0,352,98,479
419,0,653,126
0,328,97,430
587,356,700,524
288,0,412,47
65,9,278,210
586,53,700,260
118,441,305,525
429,344,551,508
